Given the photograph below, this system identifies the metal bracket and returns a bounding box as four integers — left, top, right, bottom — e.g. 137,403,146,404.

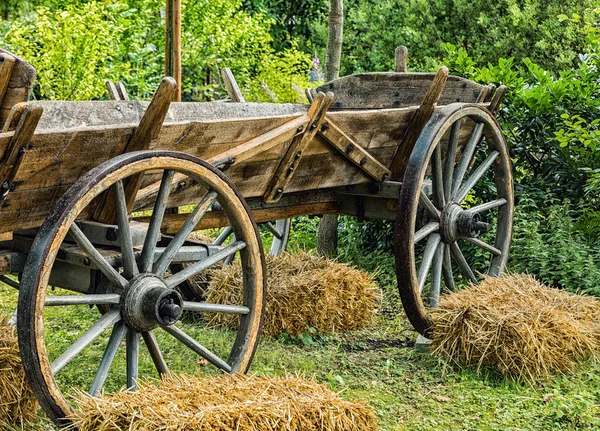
263,91,334,203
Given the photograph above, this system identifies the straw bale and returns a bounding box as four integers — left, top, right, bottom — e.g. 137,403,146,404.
205,252,380,337
67,373,377,431
430,274,600,382
0,316,38,425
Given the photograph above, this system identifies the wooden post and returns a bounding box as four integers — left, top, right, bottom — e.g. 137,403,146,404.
165,0,182,102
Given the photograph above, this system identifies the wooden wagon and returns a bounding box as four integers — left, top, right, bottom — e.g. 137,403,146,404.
0,47,513,426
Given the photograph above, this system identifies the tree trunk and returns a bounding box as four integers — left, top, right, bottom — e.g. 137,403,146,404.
318,0,343,258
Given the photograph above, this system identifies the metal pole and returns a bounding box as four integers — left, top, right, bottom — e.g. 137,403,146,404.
165,0,182,101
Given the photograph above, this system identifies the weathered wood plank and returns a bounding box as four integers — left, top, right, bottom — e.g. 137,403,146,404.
221,68,245,103
315,72,485,110
0,53,16,109
0,49,35,129
395,46,408,73
390,67,449,180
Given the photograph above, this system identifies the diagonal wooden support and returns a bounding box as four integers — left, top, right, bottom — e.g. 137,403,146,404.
221,68,245,103
487,85,507,116
389,67,449,181
0,104,43,202
263,92,334,203
0,53,16,110
106,80,130,101
95,77,177,223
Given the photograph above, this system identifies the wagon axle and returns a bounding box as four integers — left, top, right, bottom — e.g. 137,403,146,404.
440,202,490,243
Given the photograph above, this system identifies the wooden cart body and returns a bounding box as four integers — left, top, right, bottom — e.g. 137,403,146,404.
0,48,513,427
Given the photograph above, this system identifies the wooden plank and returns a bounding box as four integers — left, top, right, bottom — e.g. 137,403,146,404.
264,92,334,202
0,105,43,199
315,72,484,110
95,77,177,222
116,81,129,101
221,68,245,103
0,49,35,129
390,67,449,180
2,102,27,132
0,53,16,108
395,46,408,73
318,119,390,181
105,80,120,101
488,85,507,115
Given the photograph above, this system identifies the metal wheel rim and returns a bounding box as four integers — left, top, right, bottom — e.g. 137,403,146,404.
395,104,514,338
17,151,266,425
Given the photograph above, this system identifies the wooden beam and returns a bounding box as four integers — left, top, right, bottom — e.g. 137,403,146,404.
105,80,120,101
389,67,449,181
488,85,507,116
221,67,245,103
0,53,16,108
165,0,182,102
263,92,334,203
134,201,340,234
95,77,177,223
2,102,27,133
395,46,408,73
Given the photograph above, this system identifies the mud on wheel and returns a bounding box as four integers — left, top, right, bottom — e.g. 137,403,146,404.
17,151,266,425
395,104,514,338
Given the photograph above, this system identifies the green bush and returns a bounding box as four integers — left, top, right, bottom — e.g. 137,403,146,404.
0,0,313,102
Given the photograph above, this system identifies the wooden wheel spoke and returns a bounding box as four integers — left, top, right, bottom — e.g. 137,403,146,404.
153,191,218,275
113,181,138,278
465,237,502,256
429,243,444,308
419,190,441,220
89,321,126,396
164,241,246,289
442,244,455,292
51,309,121,375
451,122,484,197
414,222,439,244
140,170,175,273
69,224,127,289
417,233,441,293
449,242,477,283
264,221,283,239
214,226,233,246
45,294,121,306
223,233,237,266
431,145,445,208
126,328,141,391
162,325,232,372
467,198,507,214
182,301,249,315
142,331,169,378
443,120,461,202
454,150,499,204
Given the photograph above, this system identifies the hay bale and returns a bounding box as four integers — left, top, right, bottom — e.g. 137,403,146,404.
67,373,378,431
206,252,380,337
0,316,37,425
431,274,600,382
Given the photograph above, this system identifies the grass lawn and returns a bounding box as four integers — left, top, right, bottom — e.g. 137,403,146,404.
1,222,600,430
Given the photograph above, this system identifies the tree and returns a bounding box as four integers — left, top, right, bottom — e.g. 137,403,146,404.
317,0,343,258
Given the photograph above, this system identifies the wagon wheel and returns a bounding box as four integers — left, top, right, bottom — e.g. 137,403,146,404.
17,151,266,425
395,104,514,338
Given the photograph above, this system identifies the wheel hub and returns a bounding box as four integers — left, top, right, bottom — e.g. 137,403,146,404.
440,202,490,243
120,273,183,331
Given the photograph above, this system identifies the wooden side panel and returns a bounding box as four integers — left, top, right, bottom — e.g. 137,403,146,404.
315,73,485,109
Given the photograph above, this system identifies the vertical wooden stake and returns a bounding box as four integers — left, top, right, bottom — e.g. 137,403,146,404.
395,46,408,73
165,0,182,102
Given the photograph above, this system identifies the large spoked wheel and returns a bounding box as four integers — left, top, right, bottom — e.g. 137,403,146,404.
17,151,266,425
396,104,514,338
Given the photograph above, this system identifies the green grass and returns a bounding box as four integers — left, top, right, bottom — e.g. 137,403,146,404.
2,228,600,430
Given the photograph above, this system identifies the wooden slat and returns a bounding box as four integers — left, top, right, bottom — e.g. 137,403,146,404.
390,67,449,180
395,46,408,73
94,77,177,222
105,80,120,101
221,68,245,103
2,102,27,132
316,72,483,110
0,53,16,108
116,81,129,101
0,49,35,129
